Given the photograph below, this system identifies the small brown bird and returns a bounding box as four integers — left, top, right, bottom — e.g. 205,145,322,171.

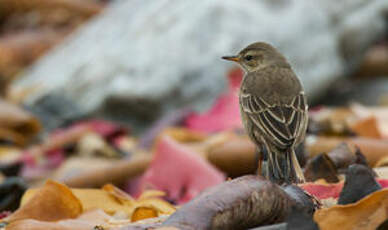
222,42,307,184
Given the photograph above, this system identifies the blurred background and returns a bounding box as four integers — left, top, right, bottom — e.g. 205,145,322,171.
0,0,388,215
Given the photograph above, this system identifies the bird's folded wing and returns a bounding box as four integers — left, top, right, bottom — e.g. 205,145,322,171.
240,92,307,149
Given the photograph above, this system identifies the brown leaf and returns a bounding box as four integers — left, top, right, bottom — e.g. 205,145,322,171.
338,164,381,205
0,99,40,145
163,175,316,230
304,153,339,183
314,189,388,230
207,134,256,177
327,143,356,170
309,107,354,135
307,136,388,167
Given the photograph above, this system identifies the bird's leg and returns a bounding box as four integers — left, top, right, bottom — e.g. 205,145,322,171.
255,145,266,176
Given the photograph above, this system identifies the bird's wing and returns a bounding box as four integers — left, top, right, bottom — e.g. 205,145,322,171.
240,92,307,149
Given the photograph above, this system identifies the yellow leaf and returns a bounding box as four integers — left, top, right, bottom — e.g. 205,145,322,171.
131,207,158,222
138,190,166,200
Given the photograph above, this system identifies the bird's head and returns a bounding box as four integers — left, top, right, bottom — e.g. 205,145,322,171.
222,42,290,72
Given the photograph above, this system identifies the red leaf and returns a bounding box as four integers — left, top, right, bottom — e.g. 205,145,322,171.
134,135,225,204
300,178,388,200
300,182,344,199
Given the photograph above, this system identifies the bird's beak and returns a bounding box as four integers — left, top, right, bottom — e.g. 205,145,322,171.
222,55,240,62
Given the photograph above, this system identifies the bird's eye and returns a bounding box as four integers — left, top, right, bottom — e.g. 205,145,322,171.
244,55,253,61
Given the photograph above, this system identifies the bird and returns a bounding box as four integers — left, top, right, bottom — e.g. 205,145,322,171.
222,42,307,184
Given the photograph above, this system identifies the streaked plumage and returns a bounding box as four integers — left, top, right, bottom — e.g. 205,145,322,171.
222,42,307,184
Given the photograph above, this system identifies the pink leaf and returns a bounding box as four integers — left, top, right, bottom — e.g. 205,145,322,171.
184,68,243,133
133,135,225,204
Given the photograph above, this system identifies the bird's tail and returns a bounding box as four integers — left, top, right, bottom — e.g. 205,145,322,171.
261,147,305,184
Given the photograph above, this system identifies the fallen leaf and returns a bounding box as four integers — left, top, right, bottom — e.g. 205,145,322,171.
300,182,344,200
161,128,207,143
338,164,381,205
306,136,388,166
304,153,339,183
314,189,388,230
301,178,388,200
0,99,40,146
350,104,388,138
22,186,130,216
375,157,388,167
21,183,175,221
375,167,388,179
6,209,110,230
349,116,381,138
308,106,354,135
131,207,158,222
184,68,243,133
7,180,82,222
102,184,135,205
135,134,225,204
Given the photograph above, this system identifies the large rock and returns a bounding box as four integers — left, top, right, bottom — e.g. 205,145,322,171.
12,0,388,131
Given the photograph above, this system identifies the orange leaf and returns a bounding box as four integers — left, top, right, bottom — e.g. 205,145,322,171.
131,207,158,222
349,116,382,138
21,183,175,221
314,189,388,230
6,180,82,222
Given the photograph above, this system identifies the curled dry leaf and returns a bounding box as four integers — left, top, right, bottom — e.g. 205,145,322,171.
162,175,316,230
304,153,339,183
0,0,102,19
160,128,207,144
375,157,388,167
326,143,356,169
350,104,388,138
301,177,388,201
184,68,243,133
355,44,388,78
338,164,381,205
207,133,256,177
314,189,388,230
374,167,388,180
63,154,151,188
348,116,381,138
306,136,388,167
138,108,193,149
300,182,344,200
6,209,110,230
6,180,82,222
136,134,225,204
0,99,40,146
20,182,175,222
308,107,354,135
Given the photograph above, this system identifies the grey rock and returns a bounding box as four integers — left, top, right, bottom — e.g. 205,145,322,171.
12,0,388,132
318,77,388,106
